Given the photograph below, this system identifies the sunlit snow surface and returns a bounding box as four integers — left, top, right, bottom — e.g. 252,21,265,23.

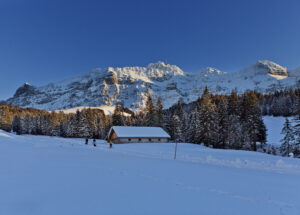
0,128,300,215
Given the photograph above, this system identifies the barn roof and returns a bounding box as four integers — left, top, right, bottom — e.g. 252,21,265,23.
108,126,171,139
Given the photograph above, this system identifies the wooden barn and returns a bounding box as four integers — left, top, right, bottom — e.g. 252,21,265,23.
106,126,170,144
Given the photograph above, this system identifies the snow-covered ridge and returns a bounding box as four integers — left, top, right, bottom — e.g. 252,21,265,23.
5,60,300,111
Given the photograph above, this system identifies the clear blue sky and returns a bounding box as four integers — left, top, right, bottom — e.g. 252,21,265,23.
1,0,300,100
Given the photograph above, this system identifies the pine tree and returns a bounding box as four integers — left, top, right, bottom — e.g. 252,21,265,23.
292,94,300,157
199,87,216,146
112,104,123,126
228,91,239,116
12,116,21,135
163,112,174,140
65,115,76,137
156,97,163,126
186,108,201,144
240,92,265,151
280,118,294,157
40,114,50,135
49,111,60,136
77,110,90,138
214,95,228,148
0,106,12,132
59,121,66,137
22,114,34,134
145,90,156,126
172,114,182,141
227,91,242,149
175,100,183,117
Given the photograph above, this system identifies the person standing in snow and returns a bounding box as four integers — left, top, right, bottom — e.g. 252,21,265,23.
109,140,112,148
85,138,88,145
93,138,96,147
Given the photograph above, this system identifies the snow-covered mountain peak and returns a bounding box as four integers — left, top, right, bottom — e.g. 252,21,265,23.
197,67,225,76
235,60,288,79
255,60,287,76
146,61,185,80
13,82,36,97
5,60,300,111
147,61,177,70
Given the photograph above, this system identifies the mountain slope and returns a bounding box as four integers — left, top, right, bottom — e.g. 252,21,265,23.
5,60,299,111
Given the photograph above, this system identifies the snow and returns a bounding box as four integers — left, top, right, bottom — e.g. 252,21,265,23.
269,74,288,80
1,129,300,215
0,131,12,138
55,105,131,116
263,116,293,146
6,60,300,111
109,126,171,138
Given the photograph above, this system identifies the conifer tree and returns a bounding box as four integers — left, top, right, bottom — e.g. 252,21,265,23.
199,87,216,146
227,91,242,149
214,95,228,148
22,114,34,134
0,106,12,132
49,111,60,136
175,99,187,141
280,118,294,156
228,91,239,115
172,114,182,141
59,121,67,137
292,94,300,157
156,96,164,127
12,116,21,135
240,92,265,151
186,108,201,144
66,115,76,137
112,104,123,126
77,110,90,138
145,90,156,126
175,100,183,117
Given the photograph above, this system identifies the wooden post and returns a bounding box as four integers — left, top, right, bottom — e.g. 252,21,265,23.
174,140,178,160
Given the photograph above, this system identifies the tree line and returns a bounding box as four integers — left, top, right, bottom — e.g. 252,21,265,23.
279,94,300,158
1,88,268,153
0,105,109,139
140,88,267,152
178,88,300,117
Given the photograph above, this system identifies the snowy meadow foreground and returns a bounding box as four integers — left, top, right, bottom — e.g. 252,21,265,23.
1,130,300,215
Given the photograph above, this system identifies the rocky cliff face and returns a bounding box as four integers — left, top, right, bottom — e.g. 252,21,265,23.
5,61,300,111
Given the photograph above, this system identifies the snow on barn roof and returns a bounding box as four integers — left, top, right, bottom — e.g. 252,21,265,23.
108,126,171,138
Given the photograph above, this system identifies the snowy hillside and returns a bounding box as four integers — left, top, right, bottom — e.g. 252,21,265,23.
0,129,300,215
5,60,300,111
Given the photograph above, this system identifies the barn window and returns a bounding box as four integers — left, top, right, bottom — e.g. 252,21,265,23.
158,138,161,141
149,138,152,142
128,138,131,141
138,138,141,141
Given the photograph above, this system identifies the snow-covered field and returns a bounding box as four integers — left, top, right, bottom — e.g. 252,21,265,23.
0,129,300,215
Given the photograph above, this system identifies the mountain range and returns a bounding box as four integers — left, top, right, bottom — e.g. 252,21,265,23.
5,60,300,111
